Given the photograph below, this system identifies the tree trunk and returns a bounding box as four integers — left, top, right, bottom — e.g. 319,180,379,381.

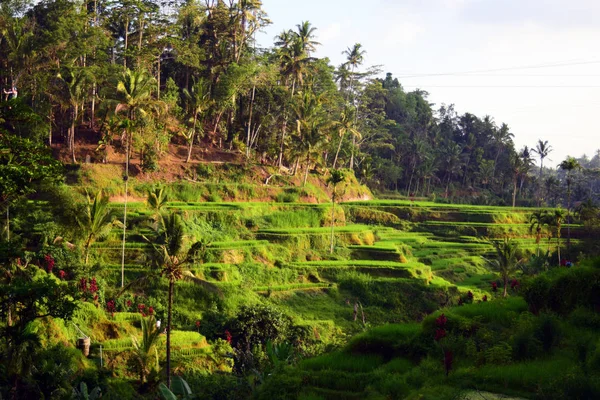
332,133,344,169
303,152,310,186
121,138,129,288
330,197,336,254
166,278,174,388
186,115,197,163
557,235,561,266
512,178,517,208
246,84,256,159
567,181,571,259
503,275,508,298
350,135,356,170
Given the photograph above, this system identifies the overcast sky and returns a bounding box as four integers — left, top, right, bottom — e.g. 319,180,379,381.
257,0,600,167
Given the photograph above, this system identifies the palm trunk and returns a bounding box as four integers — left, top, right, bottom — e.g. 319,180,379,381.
330,196,336,254
512,178,517,208
503,275,508,298
186,115,197,163
303,152,310,187
71,106,78,163
121,137,129,288
332,134,344,169
166,278,174,388
246,84,256,159
557,235,561,266
84,235,92,265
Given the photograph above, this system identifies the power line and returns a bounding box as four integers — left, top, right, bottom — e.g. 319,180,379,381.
395,60,600,79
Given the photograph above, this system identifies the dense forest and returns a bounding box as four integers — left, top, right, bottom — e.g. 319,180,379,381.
2,1,600,399
1,0,599,206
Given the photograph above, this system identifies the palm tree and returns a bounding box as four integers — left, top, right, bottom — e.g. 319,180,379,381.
547,209,565,265
295,21,320,55
331,106,360,169
327,169,345,254
533,140,553,180
56,67,91,163
486,238,520,297
559,156,582,258
144,213,220,388
114,68,161,288
182,78,211,163
529,210,548,257
342,43,365,170
293,91,328,186
77,191,114,265
146,186,169,227
130,316,161,385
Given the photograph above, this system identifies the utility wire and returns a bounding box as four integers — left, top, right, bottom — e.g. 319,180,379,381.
395,60,600,78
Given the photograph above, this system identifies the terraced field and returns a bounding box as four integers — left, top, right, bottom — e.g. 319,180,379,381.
87,199,582,354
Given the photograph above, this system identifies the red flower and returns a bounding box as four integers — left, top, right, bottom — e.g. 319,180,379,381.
467,291,474,299
434,328,447,341
79,278,87,292
89,277,98,293
44,254,55,273
148,307,154,315
435,314,448,328
195,320,201,328
93,295,98,301
58,270,66,279
482,295,488,302
138,304,146,313
126,300,132,308
141,312,146,317
106,300,116,313
225,330,232,344
491,282,498,292
511,279,520,290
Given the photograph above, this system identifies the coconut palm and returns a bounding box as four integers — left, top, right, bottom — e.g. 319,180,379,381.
331,106,361,169
77,191,115,265
295,21,320,55
146,186,168,227
486,238,520,297
547,209,565,265
114,68,162,288
292,91,328,186
533,140,553,180
182,78,211,163
559,156,582,258
529,210,548,257
56,67,92,163
144,213,220,388
342,43,366,102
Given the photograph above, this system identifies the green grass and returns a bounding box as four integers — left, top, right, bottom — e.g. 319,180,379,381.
299,351,385,372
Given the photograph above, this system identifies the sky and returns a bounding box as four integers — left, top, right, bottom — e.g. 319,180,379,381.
257,0,600,168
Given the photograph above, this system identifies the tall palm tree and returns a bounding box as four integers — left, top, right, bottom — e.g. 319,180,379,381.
486,238,520,297
327,169,345,254
114,68,161,288
295,21,320,55
331,106,361,169
342,43,365,170
56,67,92,163
559,156,582,258
182,78,211,163
534,140,553,180
547,209,565,265
293,91,328,186
146,186,169,227
529,210,548,257
77,191,114,265
144,213,220,388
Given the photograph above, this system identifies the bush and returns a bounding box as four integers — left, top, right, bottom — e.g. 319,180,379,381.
141,144,159,172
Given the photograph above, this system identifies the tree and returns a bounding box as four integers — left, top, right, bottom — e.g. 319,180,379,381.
486,238,520,297
559,156,582,258
547,209,565,265
55,67,92,163
529,210,548,257
342,43,365,170
182,78,211,162
327,169,345,254
331,106,360,170
77,190,114,265
144,213,220,388
114,68,162,288
533,140,552,180
130,316,161,385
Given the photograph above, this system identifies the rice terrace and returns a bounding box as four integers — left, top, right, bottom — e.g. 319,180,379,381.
1,0,600,399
